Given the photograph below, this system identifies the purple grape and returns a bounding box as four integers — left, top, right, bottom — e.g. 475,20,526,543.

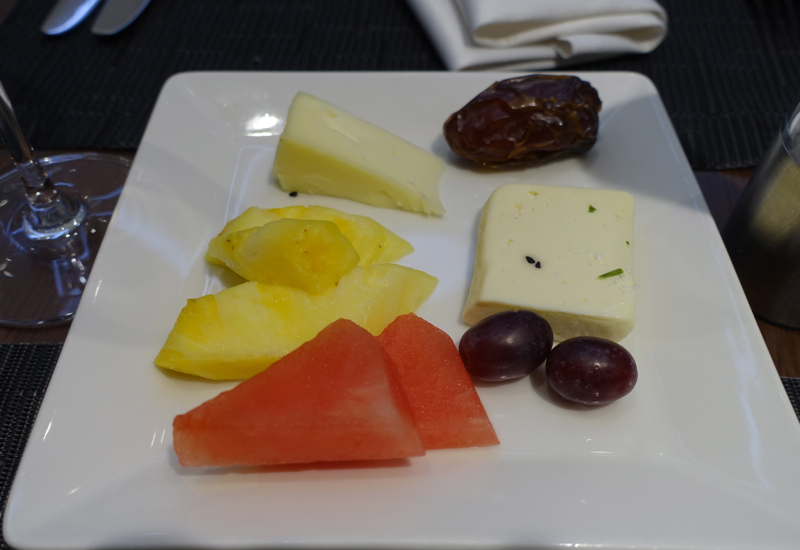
459,310,553,382
546,337,637,405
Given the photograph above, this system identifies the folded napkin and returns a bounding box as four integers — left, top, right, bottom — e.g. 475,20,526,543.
407,0,667,71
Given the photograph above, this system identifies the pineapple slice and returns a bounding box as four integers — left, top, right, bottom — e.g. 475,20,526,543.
208,205,413,268
155,264,438,380
206,218,359,292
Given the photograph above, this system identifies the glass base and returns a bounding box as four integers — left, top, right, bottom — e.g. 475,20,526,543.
0,153,130,328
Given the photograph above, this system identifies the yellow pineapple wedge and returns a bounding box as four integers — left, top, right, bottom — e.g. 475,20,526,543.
155,264,438,380
206,218,360,292
207,205,413,267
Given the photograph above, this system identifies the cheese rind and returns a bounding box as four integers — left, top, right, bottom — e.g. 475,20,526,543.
273,92,445,215
463,184,635,342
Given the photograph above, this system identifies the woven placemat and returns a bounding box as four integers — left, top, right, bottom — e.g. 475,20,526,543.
572,0,800,170
1,0,800,170
0,0,441,152
784,377,800,421
0,342,799,549
0,343,61,550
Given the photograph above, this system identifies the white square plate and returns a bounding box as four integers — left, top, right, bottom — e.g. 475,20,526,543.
6,72,800,549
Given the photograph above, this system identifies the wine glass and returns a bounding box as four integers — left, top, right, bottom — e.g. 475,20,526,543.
0,81,130,327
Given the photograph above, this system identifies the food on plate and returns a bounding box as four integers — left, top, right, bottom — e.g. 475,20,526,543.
456,310,638,408
155,264,438,380
458,310,553,382
272,92,446,215
463,183,635,342
209,205,413,267
443,75,601,167
206,218,360,292
378,313,499,449
546,336,637,405
173,319,424,467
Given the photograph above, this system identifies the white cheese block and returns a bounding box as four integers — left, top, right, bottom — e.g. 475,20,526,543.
273,92,445,215
463,183,635,342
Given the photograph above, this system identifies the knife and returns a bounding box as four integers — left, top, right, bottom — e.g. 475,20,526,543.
91,0,150,35
41,0,102,35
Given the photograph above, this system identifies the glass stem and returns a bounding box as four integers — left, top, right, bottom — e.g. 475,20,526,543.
0,81,85,238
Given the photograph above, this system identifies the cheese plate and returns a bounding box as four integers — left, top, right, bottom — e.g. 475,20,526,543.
5,72,800,549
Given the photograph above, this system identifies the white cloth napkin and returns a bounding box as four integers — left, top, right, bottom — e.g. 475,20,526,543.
406,0,667,71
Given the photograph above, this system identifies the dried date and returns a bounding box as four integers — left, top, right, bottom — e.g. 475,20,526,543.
443,75,601,167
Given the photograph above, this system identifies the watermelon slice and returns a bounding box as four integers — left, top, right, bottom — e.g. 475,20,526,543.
173,318,424,467
378,313,500,450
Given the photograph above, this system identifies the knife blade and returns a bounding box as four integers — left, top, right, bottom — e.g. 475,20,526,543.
91,0,150,35
41,0,102,35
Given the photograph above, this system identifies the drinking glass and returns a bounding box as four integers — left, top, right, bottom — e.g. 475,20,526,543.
723,98,800,328
0,81,129,327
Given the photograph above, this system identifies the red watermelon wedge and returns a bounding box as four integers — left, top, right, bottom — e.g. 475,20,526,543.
173,318,424,467
378,313,500,450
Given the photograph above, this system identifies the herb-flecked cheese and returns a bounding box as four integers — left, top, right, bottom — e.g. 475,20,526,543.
463,183,635,342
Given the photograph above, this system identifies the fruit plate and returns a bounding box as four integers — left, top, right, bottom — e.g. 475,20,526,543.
6,72,800,549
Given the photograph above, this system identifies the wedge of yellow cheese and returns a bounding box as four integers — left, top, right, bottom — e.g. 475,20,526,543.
463,184,635,342
273,92,445,215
